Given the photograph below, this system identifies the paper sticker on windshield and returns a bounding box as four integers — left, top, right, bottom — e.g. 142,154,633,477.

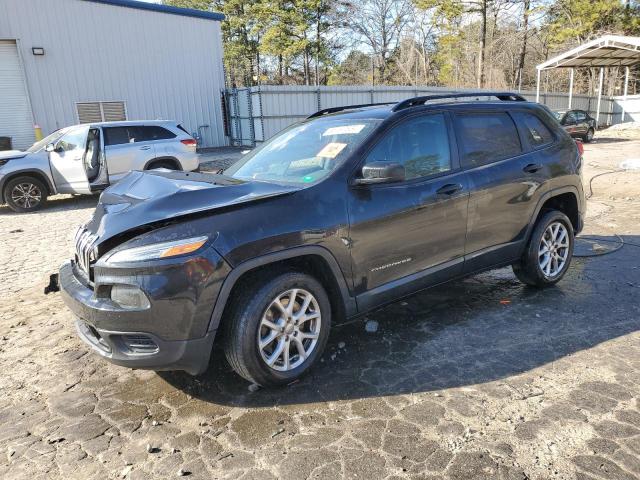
323,124,366,136
317,142,347,158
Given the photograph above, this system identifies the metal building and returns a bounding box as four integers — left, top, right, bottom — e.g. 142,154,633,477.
0,0,226,150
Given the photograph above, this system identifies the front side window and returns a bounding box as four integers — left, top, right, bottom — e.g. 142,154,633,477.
57,126,89,153
225,117,381,185
364,113,451,180
516,112,554,148
456,112,521,168
27,128,67,153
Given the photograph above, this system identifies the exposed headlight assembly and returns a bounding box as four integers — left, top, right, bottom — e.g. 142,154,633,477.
105,236,208,264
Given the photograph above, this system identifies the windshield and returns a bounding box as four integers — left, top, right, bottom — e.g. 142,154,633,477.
27,128,69,153
225,117,382,185
553,111,564,120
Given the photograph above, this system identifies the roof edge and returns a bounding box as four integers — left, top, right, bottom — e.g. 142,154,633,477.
537,35,640,70
82,0,225,21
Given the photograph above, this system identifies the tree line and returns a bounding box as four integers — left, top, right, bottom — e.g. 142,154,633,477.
165,0,640,95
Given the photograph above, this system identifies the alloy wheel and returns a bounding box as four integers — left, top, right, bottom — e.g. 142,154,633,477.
258,288,322,371
538,221,570,278
11,182,42,209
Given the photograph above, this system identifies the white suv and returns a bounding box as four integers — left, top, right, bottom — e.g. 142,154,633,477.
0,120,199,212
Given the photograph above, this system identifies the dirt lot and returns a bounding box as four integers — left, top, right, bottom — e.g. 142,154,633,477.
1,135,639,480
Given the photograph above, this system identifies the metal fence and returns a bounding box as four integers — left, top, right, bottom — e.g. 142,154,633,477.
224,85,622,147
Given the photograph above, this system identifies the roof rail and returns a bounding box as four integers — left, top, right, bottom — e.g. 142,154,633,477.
392,92,527,112
307,102,395,119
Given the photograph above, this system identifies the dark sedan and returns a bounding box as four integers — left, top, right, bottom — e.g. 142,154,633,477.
553,109,596,142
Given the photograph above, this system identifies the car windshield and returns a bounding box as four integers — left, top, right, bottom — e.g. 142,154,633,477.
553,111,565,120
225,117,382,185
27,128,69,153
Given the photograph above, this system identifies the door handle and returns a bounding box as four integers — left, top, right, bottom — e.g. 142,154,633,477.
436,183,463,196
140,146,151,150
523,163,542,174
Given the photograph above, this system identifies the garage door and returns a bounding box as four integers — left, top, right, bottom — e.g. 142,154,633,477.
0,41,34,150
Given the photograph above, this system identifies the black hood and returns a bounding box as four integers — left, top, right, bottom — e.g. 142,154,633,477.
85,170,299,244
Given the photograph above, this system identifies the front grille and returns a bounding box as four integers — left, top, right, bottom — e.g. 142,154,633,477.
74,226,98,276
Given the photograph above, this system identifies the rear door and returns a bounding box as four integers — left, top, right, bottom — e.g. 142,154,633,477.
103,126,156,182
574,111,589,136
48,125,92,194
453,110,547,272
140,125,178,159
562,111,579,137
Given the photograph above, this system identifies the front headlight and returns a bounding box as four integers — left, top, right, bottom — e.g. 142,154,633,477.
105,236,208,264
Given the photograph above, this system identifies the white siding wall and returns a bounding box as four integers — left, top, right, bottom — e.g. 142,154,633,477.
0,40,35,149
0,0,227,147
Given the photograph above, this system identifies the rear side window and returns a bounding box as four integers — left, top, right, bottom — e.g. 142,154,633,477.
515,112,554,148
365,113,451,180
131,126,176,142
455,113,521,168
104,127,130,146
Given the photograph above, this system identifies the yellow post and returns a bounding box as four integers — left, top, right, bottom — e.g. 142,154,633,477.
34,124,43,141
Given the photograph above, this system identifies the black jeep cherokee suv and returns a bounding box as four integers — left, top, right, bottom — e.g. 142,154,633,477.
60,92,585,386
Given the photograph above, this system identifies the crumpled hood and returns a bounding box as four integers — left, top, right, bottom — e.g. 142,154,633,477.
85,170,299,244
0,150,28,161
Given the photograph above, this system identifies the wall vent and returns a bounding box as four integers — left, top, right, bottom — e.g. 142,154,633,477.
77,101,126,123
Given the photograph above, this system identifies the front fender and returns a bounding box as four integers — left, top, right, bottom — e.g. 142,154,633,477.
206,245,357,333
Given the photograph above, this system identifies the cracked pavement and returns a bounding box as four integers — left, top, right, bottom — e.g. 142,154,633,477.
1,139,639,479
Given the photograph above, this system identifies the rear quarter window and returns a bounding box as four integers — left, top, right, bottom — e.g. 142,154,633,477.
455,112,522,168
176,124,191,136
514,112,555,148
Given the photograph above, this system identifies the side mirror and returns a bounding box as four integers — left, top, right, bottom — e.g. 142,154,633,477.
45,143,55,152
353,161,405,185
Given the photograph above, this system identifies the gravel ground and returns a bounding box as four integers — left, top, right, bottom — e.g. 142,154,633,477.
0,136,639,480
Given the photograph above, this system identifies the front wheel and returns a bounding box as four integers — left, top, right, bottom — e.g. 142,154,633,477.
513,210,574,287
4,176,48,213
223,271,331,387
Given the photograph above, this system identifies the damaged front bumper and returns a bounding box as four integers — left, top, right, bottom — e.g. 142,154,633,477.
58,244,230,375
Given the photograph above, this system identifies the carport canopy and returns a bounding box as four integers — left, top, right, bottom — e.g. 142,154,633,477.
535,35,640,125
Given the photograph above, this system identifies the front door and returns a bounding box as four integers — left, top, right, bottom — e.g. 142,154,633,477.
348,112,469,311
49,125,91,194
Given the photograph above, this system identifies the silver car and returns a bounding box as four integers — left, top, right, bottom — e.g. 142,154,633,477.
0,120,199,212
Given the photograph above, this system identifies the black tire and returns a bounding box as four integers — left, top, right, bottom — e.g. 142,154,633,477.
147,159,179,170
583,128,594,143
223,270,331,387
3,176,48,213
513,210,574,288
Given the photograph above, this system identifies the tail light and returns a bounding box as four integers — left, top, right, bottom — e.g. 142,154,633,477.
181,138,197,150
575,140,584,156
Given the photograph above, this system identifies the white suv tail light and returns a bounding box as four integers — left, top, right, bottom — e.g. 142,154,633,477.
180,138,197,151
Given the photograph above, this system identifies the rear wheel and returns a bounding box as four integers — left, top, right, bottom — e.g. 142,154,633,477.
4,176,48,213
147,159,178,170
513,210,574,287
224,271,331,387
583,128,594,143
